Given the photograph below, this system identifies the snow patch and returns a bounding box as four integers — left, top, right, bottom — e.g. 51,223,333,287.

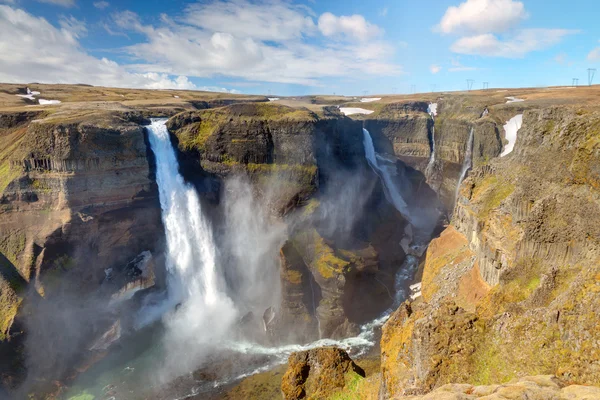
427,102,438,116
16,94,36,101
174,95,180,98
339,107,374,116
38,99,61,105
506,96,524,103
268,97,280,101
500,114,523,157
360,97,381,103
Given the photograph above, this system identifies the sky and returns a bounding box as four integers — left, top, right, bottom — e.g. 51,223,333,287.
0,0,598,96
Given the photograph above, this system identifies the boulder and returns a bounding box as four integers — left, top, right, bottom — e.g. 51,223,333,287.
281,346,365,400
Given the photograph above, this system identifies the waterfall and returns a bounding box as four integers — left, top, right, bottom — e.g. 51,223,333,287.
426,103,437,174
455,127,474,202
146,119,236,371
362,128,412,221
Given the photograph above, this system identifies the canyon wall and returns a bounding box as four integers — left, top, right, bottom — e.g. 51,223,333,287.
379,105,600,397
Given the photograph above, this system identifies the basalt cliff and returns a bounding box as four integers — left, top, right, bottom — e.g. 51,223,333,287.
0,84,599,400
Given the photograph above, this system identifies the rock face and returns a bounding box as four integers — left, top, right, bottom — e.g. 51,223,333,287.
0,110,163,388
379,105,600,397
363,100,504,210
281,346,365,400
168,103,415,343
396,375,600,400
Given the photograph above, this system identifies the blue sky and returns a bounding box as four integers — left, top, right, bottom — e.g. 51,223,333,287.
0,0,599,95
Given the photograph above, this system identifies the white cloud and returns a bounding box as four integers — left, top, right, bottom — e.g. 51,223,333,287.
0,2,400,89
588,44,600,61
93,1,109,9
36,0,75,7
59,15,87,39
437,0,527,34
109,2,399,85
182,0,316,42
450,29,577,58
448,58,477,71
0,6,237,93
430,64,441,74
318,12,382,41
379,7,388,17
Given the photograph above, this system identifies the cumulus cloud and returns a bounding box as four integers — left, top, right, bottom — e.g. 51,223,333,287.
451,29,578,58
318,12,382,41
0,1,399,89
437,0,527,34
0,6,237,92
430,64,441,74
37,0,75,7
108,1,399,85
182,0,316,42
437,0,576,58
93,1,109,9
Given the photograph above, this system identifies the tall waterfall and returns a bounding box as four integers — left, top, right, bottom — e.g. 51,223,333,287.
146,119,236,372
455,127,474,201
362,128,412,221
425,103,438,174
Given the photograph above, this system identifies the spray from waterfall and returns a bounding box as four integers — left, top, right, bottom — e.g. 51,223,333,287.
455,127,474,203
425,103,438,174
146,119,237,377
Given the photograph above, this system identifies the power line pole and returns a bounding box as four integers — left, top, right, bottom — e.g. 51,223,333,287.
483,82,489,90
572,78,579,87
431,84,437,93
588,69,596,86
467,79,474,91
410,85,416,94
392,87,397,94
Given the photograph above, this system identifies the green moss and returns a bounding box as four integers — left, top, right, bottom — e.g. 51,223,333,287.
483,258,543,310
302,198,321,217
292,230,351,280
175,103,317,153
0,284,21,341
470,338,516,385
0,129,27,193
0,232,26,268
471,175,515,219
67,392,95,400
328,372,364,400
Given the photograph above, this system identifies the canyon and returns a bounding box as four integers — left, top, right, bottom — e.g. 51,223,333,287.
0,83,599,399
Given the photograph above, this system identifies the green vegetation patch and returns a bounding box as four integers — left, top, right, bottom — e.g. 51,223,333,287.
292,230,351,280
471,175,515,219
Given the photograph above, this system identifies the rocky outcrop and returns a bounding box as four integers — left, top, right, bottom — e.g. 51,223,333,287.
167,103,367,215
379,105,600,397
397,375,600,400
281,346,365,400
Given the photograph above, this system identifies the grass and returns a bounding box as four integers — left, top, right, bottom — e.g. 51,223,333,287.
328,372,364,400
0,127,28,193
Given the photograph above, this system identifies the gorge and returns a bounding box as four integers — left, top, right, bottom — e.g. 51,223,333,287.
0,83,599,400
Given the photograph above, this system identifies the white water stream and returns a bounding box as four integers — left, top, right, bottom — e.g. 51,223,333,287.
455,127,474,203
426,103,438,173
146,119,237,359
